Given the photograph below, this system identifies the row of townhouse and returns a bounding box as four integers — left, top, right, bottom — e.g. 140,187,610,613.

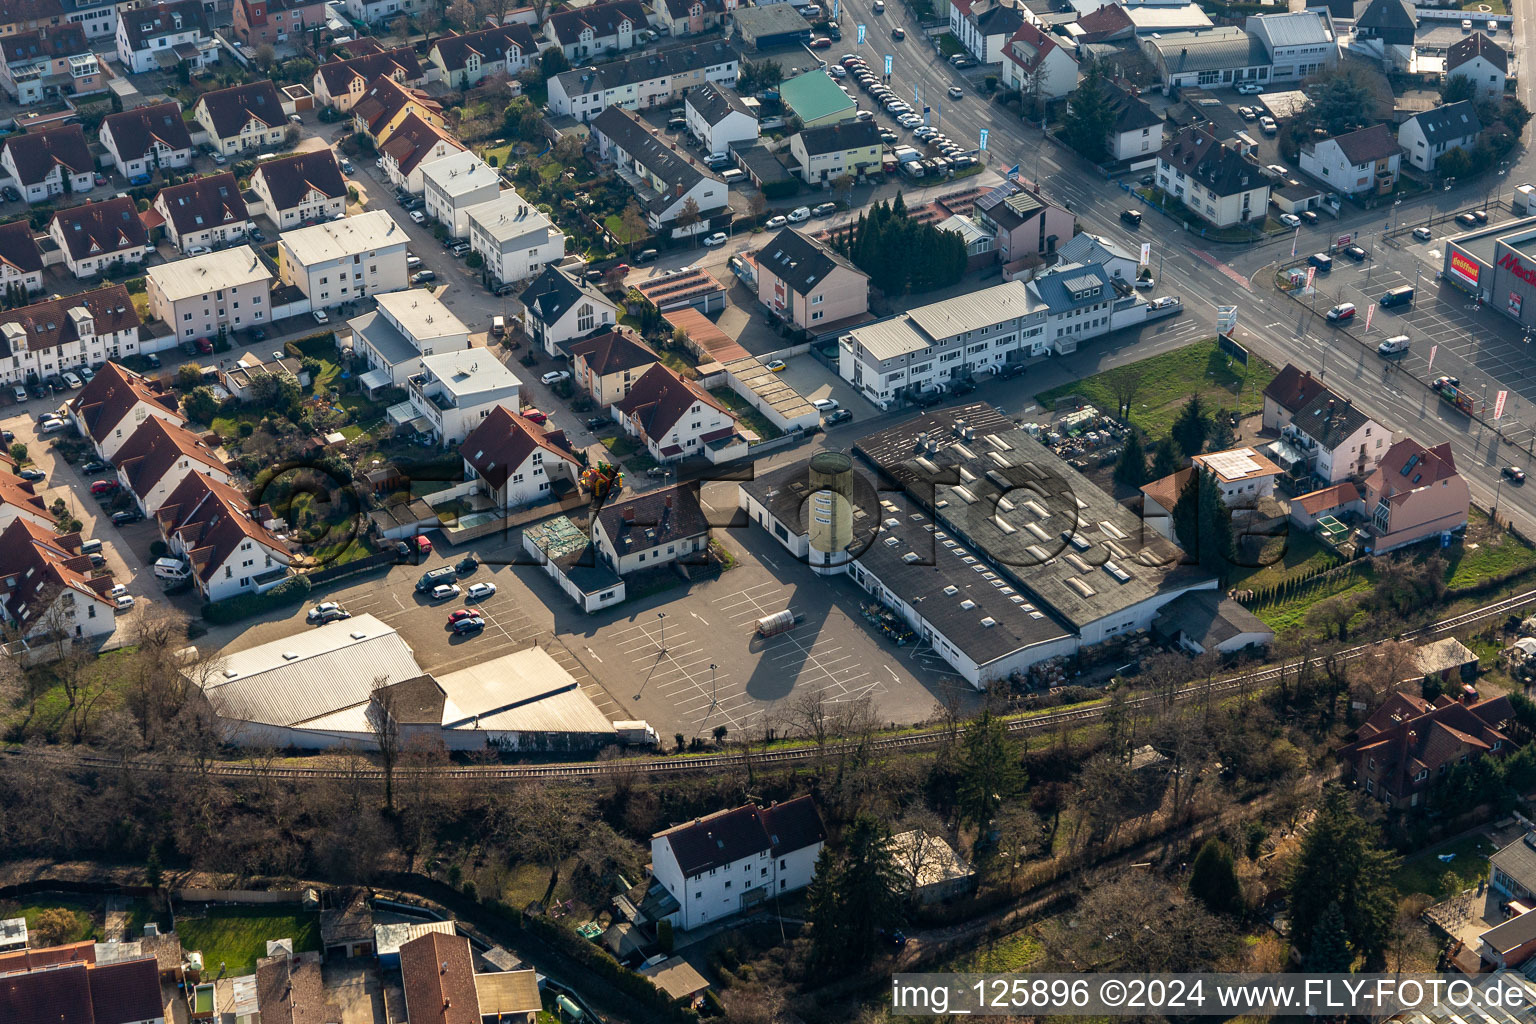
547,39,740,121
589,104,727,237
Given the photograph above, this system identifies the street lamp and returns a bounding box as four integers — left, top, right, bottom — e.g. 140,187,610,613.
657,611,667,655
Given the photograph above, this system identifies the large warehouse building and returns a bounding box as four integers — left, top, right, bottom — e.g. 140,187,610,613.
191,615,618,750
739,404,1239,687
1441,216,1536,326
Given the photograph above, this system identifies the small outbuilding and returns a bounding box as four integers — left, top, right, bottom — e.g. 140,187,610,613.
887,829,977,905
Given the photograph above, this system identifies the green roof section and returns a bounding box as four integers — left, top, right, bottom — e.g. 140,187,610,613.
780,69,856,126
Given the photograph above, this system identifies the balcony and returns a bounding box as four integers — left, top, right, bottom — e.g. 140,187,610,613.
407,372,454,411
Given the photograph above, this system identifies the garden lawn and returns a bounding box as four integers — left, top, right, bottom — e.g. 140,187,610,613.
936,33,965,56
1227,530,1344,592
1035,339,1277,442
176,907,321,975
1444,509,1536,589
1392,834,1496,898
709,387,783,440
1250,568,1374,634
481,141,514,168
0,896,102,944
945,931,1044,972
600,434,640,457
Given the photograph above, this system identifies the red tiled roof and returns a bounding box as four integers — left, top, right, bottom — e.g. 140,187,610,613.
1294,481,1361,516
68,361,183,444
612,362,728,444
155,471,290,585
352,74,441,138
400,932,480,1024
0,219,42,277
1367,437,1459,509
86,958,163,1024
460,405,577,490
1263,363,1326,415
0,518,113,628
1338,690,1513,799
154,172,249,239
113,417,228,504
381,112,462,175
568,329,655,377
316,46,422,97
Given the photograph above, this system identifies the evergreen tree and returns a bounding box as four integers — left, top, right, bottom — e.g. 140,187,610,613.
806,815,904,969
1114,431,1148,488
956,711,1026,831
1151,436,1182,479
1171,394,1210,457
1303,901,1354,973
1172,470,1233,571
1188,839,1242,917
1060,62,1117,162
1290,787,1399,970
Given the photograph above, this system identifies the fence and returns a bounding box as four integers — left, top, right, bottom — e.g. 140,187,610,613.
304,550,396,586
173,888,307,905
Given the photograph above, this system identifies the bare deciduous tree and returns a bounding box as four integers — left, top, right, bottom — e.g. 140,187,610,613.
368,675,401,812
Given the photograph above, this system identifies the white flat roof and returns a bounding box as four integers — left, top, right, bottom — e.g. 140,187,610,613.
463,190,556,243
422,150,502,199
374,288,470,341
437,647,616,736
418,348,522,397
148,245,272,302
279,209,406,265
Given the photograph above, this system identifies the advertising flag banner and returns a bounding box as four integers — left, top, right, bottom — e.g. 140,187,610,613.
1304,266,1315,290
884,54,893,74
1139,242,1151,265
1427,344,1437,372
979,128,989,150
857,23,865,43
1497,390,1508,419
832,0,839,17
1364,303,1374,332
1291,228,1299,257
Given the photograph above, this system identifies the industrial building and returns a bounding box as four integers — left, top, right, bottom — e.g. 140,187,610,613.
739,404,1217,686
191,615,618,750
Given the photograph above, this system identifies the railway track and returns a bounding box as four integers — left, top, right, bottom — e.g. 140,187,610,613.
8,584,1536,784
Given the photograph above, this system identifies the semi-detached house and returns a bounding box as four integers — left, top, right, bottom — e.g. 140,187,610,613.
949,0,1026,64
461,404,582,510
67,362,184,461
0,23,103,105
787,120,881,186
650,798,826,930
232,0,328,48
150,172,252,255
429,23,538,87
0,518,116,643
351,74,444,147
1261,364,1392,485
348,288,470,388
99,101,194,178
155,471,292,601
312,46,423,112
1000,21,1079,100
0,123,93,203
0,220,45,298
1399,100,1482,172
547,40,740,121
755,227,868,331
114,415,233,516
379,112,464,194
422,151,501,238
590,105,727,237
519,264,618,356
0,284,143,385
115,0,213,75
250,149,348,231
569,329,656,406
48,196,149,279
1361,437,1469,553
1446,31,1507,100
612,362,735,463
194,80,288,157
1299,123,1400,196
684,81,759,160
542,0,647,62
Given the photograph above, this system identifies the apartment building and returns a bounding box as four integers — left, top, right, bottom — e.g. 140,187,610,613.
276,209,408,308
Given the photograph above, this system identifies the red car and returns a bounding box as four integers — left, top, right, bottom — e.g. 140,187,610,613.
414,534,432,555
195,338,213,354
89,479,118,495
809,36,832,48
521,408,547,424
447,608,484,624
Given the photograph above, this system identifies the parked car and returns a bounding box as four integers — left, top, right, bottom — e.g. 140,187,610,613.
1413,226,1433,241
409,210,426,224
114,594,135,611
89,480,118,496
1,186,19,202
812,202,837,217
447,607,484,624
81,460,111,473
431,583,461,601
10,386,24,403
824,408,853,425
18,468,44,482
307,602,351,624
467,582,498,601
1457,212,1479,226
541,370,572,385
451,615,485,634
61,372,81,389
111,509,142,525
1278,213,1301,228
703,231,728,246
809,36,832,48
765,359,786,372
811,397,839,412
1432,375,1461,391
1325,302,1356,322
313,309,330,324
634,248,659,264
948,53,973,67
78,366,94,382
1343,244,1368,262
764,215,788,229
1235,81,1263,94
521,408,547,424
585,416,609,430
412,270,437,284
787,206,812,223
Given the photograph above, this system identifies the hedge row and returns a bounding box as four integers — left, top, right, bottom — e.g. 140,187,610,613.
282,331,339,359
202,575,312,625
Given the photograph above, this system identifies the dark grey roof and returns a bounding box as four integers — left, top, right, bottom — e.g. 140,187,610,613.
1492,833,1536,894
1158,123,1270,198
756,228,863,295
1448,31,1507,73
732,2,812,40
974,177,1049,229
1481,906,1536,956
595,482,709,557
546,0,646,47
1355,0,1415,43
795,118,880,157
1409,100,1482,144
119,0,208,52
854,403,1210,632
1149,28,1270,74
1331,123,1401,165
685,81,752,127
591,105,711,212
1031,262,1112,311
519,264,591,327
1104,80,1161,134
553,39,739,98
735,143,795,185
1152,589,1271,648
974,3,1025,35
1291,389,1372,450
655,797,825,878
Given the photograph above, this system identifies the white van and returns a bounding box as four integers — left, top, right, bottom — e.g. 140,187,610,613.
152,557,191,581
1377,335,1411,355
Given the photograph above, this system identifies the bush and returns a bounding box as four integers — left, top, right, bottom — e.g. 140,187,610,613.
202,575,312,625
8,442,25,464
465,251,484,269
149,540,168,559
124,276,147,294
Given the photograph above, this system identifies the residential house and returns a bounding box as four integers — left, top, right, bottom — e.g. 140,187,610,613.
650,797,826,930
277,209,409,309
612,362,735,463
1024,261,1122,354
591,482,710,575
48,196,149,278
755,227,869,330
1144,27,1272,94
546,40,740,122
1447,32,1506,100
1261,365,1392,484
460,404,581,509
972,177,1074,263
114,416,232,515
1190,445,1283,506
0,459,56,531
150,172,252,254
341,0,428,29
399,932,481,1024
114,0,213,74
155,471,292,601
1354,0,1416,67
252,953,326,1024
1102,79,1163,161
67,361,184,460
146,246,273,344
1155,123,1272,227
1299,123,1400,195
949,0,1026,64
684,81,759,159
58,0,117,42
1001,22,1078,100
0,952,163,1022
0,0,68,37
569,329,656,406
429,23,538,87
1477,903,1536,970
1399,100,1482,172
519,264,618,356
1054,231,1140,285
0,219,45,298
778,69,855,128
378,112,464,194
0,518,116,642
312,46,423,112
1287,480,1362,530
348,288,469,387
1139,466,1193,541
1492,833,1536,901
0,284,142,385
1069,4,1134,45
0,123,93,203
350,74,444,146
250,149,348,231
886,830,977,905
232,0,328,47
543,0,647,62
194,80,288,157
220,353,309,402
1245,11,1334,82
99,101,194,178
1337,690,1512,807
473,970,542,1024
658,0,736,37
1361,437,1469,552
0,24,102,104
404,348,522,446
787,119,881,185
422,151,501,237
590,105,727,237
463,190,567,288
